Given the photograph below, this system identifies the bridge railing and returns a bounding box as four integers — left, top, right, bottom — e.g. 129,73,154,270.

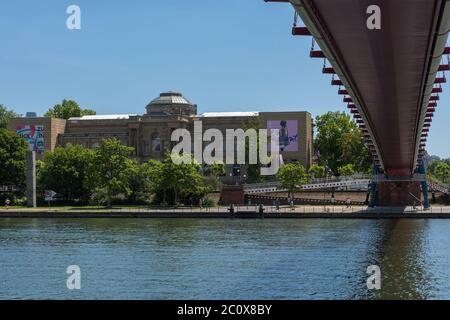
106,205,449,215
243,174,372,193
428,177,450,194
307,174,371,185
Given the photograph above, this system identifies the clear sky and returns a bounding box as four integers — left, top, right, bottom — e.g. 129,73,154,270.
0,0,449,158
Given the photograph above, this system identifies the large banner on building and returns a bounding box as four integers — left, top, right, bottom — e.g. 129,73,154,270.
16,125,45,154
267,120,298,152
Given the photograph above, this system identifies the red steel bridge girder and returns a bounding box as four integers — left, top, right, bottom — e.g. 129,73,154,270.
279,0,450,176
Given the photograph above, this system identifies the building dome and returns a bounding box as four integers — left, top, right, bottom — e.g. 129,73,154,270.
146,92,197,116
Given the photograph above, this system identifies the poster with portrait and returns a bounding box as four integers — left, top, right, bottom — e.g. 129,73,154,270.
267,120,298,152
16,125,45,154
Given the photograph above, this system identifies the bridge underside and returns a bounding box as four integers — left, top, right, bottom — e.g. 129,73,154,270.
294,0,447,174
284,0,450,206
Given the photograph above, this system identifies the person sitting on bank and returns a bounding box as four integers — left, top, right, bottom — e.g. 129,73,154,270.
5,198,11,209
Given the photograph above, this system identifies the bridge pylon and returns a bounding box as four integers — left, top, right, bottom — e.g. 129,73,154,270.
370,165,428,207
418,160,430,209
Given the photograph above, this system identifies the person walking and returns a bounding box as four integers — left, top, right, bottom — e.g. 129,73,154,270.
5,198,11,209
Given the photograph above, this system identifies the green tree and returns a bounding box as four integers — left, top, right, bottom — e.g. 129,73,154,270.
127,159,164,203
337,164,355,176
276,162,308,199
90,138,134,207
427,159,441,177
204,161,225,193
0,104,18,129
38,144,94,201
44,99,96,120
315,111,371,174
308,164,326,179
435,162,450,184
144,159,164,194
159,154,206,205
0,129,27,189
242,116,267,183
81,109,96,116
209,161,226,176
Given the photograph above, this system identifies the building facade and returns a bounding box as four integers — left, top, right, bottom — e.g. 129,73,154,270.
10,92,313,174
9,117,66,154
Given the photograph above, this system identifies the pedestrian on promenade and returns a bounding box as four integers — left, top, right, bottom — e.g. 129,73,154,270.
5,198,11,209
346,198,351,208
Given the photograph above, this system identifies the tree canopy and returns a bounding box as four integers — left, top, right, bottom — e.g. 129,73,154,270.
427,158,450,184
315,111,371,174
35,141,218,206
38,144,94,201
308,164,326,179
337,164,355,176
0,104,18,129
433,162,450,184
90,138,134,207
127,159,165,203
428,158,450,183
158,154,206,205
44,99,96,120
0,129,27,189
242,116,266,183
276,162,309,198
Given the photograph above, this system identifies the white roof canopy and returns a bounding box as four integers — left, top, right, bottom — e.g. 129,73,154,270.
200,112,259,118
69,114,137,121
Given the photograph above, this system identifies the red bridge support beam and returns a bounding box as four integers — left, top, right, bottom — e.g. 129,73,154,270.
310,50,325,58
322,67,335,74
343,97,353,103
292,27,311,36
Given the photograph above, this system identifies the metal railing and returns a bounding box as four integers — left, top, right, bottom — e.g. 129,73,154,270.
1,205,449,215
428,177,450,194
243,174,371,194
105,205,449,215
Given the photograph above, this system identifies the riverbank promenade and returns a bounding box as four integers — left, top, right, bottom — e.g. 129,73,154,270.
1,205,450,219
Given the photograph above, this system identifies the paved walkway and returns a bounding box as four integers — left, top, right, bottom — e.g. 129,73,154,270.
0,205,449,218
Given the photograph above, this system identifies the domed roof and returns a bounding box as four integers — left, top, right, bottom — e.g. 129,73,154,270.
148,92,193,106
146,92,197,116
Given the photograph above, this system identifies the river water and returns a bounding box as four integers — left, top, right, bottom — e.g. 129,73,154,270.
0,218,449,300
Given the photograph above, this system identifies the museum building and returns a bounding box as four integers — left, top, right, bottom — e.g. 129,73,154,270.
10,92,313,174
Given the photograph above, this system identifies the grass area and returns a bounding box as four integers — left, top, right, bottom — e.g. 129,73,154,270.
1,204,221,211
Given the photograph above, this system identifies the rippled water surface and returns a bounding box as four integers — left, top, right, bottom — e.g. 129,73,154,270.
1,218,449,299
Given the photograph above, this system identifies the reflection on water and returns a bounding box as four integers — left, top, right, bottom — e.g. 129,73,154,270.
0,218,449,299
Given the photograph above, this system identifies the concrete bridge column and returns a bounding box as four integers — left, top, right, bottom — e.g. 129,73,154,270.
26,150,37,208
418,160,430,209
369,164,380,208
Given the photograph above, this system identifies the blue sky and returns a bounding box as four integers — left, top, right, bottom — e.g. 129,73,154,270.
0,0,449,158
